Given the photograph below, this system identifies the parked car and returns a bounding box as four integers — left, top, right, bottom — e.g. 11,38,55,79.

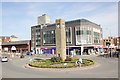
1,56,8,62
26,52,32,55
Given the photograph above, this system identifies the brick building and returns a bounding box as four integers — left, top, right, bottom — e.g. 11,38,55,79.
0,35,31,53
0,35,19,42
103,37,120,49
114,37,120,49
2,40,31,53
103,37,115,48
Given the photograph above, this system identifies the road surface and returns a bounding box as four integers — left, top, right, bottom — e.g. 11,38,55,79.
1,55,118,78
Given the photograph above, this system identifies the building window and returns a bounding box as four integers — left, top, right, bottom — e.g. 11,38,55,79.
94,32,99,36
87,30,91,35
75,26,92,45
66,27,72,44
76,30,84,35
43,30,56,45
94,32,100,44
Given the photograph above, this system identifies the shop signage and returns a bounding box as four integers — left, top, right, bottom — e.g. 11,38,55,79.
11,46,16,50
4,47,8,51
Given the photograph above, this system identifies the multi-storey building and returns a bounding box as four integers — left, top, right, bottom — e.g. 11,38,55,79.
114,37,120,49
103,37,115,48
31,14,103,55
2,40,31,53
0,35,31,53
103,37,120,49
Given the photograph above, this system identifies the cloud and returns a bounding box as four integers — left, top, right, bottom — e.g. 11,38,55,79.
86,4,118,38
2,2,118,39
55,3,118,38
56,3,101,20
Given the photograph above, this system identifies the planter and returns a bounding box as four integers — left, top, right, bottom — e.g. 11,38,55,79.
28,58,94,68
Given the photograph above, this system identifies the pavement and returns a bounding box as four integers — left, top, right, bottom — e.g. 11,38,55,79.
0,59,2,80
0,54,119,78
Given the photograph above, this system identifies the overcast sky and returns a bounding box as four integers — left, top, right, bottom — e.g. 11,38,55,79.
1,2,118,40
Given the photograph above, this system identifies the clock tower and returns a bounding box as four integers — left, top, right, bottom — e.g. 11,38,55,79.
56,19,66,61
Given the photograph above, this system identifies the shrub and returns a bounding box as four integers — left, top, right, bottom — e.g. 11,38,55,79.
50,57,62,62
65,56,72,61
29,63,78,68
82,59,94,66
28,58,94,68
33,60,41,63
33,59,48,63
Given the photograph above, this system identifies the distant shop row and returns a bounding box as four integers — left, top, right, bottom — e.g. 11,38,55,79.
0,35,119,56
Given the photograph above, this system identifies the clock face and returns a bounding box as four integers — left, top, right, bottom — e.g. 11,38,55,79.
62,24,65,28
57,24,60,28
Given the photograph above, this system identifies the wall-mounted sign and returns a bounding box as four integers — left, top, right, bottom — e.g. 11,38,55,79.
79,58,83,63
4,47,8,51
11,46,16,50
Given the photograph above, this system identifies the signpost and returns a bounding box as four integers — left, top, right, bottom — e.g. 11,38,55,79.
79,58,83,63
76,58,83,67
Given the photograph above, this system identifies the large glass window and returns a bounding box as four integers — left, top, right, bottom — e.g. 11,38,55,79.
43,30,56,45
35,29,41,47
75,26,92,45
87,30,91,35
94,32,99,36
66,27,72,44
94,32,100,44
76,30,84,35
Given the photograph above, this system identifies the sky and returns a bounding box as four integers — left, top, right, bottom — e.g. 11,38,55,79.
0,2,118,40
